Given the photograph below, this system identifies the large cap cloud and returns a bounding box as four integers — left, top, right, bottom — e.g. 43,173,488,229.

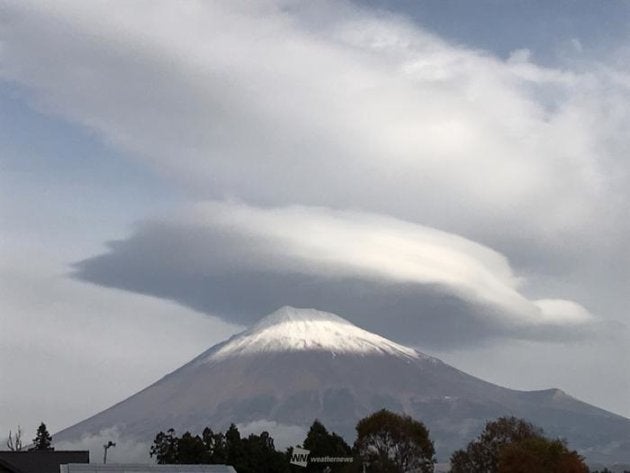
74,202,597,348
1,0,627,346
1,0,629,263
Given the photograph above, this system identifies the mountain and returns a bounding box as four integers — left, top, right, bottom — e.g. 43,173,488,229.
55,306,630,464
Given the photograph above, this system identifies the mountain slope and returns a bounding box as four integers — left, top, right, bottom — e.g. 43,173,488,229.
55,307,630,464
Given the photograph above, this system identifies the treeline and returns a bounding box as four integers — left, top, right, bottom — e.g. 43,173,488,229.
150,425,287,473
151,410,431,472
150,411,611,473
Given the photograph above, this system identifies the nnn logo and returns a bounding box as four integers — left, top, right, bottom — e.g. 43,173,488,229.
290,447,310,468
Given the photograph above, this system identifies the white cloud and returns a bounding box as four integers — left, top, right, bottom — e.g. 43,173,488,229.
179,202,594,327
74,201,598,343
1,1,628,333
533,299,593,324
0,0,628,258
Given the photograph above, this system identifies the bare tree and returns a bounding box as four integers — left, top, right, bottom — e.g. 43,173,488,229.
7,426,24,451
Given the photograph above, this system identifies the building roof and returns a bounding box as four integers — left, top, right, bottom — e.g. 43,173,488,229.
0,451,90,473
60,466,236,473
0,457,26,473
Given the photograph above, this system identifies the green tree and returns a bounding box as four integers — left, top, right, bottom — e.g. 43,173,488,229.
240,431,288,473
32,423,53,450
354,409,435,473
202,427,227,463
150,429,179,464
177,432,207,463
150,424,289,471
225,423,245,468
301,420,352,472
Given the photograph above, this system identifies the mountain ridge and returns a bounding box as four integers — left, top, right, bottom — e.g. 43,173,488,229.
54,307,630,465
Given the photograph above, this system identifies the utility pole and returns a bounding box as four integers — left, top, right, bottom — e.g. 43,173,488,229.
103,441,116,464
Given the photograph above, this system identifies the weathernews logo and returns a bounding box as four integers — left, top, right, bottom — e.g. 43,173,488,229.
290,447,311,467
289,446,354,468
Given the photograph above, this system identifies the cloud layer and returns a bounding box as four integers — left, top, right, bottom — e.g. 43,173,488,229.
1,0,627,346
74,202,597,347
1,1,629,252
1,1,628,313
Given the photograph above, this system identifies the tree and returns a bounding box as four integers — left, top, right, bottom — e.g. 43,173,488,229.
151,429,212,464
301,420,352,472
449,417,542,473
240,431,288,473
449,417,589,473
32,422,53,450
150,429,179,464
150,425,288,472
354,409,435,473
224,424,245,468
202,427,227,463
6,426,23,451
177,432,207,464
498,436,588,473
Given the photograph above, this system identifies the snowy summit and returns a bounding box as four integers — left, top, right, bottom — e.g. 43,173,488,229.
54,305,630,465
205,306,421,361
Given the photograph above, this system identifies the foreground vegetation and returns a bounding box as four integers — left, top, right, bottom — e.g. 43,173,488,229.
149,411,607,473
5,417,621,472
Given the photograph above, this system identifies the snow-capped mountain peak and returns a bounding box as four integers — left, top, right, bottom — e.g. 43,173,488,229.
205,306,421,361
252,306,353,329
55,305,630,465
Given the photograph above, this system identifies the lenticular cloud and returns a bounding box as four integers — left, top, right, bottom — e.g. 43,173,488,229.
74,202,595,347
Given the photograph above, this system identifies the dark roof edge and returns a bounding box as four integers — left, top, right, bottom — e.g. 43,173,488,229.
0,457,27,473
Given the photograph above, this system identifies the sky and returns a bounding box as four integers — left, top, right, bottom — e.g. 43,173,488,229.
1,0,629,446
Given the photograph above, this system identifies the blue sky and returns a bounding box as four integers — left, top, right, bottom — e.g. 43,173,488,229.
1,82,180,236
369,0,630,61
1,0,629,445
